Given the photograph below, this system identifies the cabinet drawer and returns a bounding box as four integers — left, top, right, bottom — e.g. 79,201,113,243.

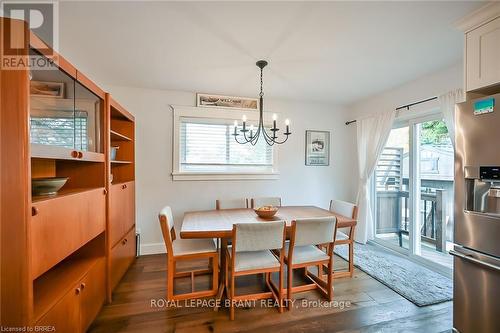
110,227,136,291
80,258,106,332
31,188,106,278
109,181,135,246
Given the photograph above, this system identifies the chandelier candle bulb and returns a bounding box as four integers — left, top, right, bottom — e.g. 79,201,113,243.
233,120,238,136
242,115,247,132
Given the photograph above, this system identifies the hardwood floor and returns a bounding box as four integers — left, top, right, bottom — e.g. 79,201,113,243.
89,253,452,333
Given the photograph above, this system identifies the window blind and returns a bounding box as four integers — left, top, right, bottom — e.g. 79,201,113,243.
180,118,273,173
30,115,88,150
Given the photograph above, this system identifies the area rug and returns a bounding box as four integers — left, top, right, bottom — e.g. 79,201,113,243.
334,241,453,306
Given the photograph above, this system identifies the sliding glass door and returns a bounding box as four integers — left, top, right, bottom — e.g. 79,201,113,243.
415,119,454,268
373,114,454,271
374,125,410,251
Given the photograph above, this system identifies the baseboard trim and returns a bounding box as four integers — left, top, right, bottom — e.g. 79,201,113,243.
140,242,166,255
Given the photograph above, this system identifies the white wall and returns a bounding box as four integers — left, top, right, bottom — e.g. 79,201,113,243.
343,63,463,192
103,85,356,254
350,63,463,119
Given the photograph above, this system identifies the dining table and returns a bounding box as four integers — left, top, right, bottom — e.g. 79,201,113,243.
180,205,357,306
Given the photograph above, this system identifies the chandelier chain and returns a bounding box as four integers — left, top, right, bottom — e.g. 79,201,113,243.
259,67,264,98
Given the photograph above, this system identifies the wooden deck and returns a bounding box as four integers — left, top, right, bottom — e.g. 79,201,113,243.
89,254,452,333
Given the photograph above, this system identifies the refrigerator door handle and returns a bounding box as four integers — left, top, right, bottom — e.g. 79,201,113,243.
450,250,500,272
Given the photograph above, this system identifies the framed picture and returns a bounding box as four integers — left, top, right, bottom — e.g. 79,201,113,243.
30,81,65,98
305,130,330,166
196,93,258,110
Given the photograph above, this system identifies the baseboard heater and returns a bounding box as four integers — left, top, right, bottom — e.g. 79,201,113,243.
136,232,141,257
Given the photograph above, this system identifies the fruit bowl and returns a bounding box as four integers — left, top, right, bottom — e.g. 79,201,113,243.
254,205,279,219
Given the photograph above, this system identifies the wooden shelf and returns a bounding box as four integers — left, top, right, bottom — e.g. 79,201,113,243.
33,255,103,322
31,187,104,203
31,144,105,163
110,130,132,142
111,160,132,165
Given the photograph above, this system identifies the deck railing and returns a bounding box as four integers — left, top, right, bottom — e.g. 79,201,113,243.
375,189,447,252
375,147,450,252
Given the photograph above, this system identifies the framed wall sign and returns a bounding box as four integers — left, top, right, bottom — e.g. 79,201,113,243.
196,93,258,110
305,130,330,166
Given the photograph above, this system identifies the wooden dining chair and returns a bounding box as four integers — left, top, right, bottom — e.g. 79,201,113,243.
158,206,219,301
225,221,286,320
250,197,282,208
215,198,249,210
284,217,337,309
329,199,358,278
215,198,249,249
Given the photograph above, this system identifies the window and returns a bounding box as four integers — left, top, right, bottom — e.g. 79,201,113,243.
172,106,279,180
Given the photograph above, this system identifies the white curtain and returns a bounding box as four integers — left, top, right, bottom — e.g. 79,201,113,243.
355,109,395,244
438,89,464,148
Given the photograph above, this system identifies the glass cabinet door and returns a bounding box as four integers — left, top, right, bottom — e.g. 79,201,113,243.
29,48,103,154
30,48,76,149
75,80,102,153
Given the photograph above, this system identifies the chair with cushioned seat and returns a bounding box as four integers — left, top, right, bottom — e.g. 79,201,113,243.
250,197,282,208
329,199,358,278
225,221,286,320
284,217,337,309
159,206,219,301
215,198,249,249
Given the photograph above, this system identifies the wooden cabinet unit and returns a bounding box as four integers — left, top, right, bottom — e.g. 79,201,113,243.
106,95,136,301
0,18,136,329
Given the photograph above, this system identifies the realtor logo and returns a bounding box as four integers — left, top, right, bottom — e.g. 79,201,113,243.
1,1,58,69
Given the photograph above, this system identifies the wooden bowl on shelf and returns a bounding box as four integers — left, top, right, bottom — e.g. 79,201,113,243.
254,206,279,219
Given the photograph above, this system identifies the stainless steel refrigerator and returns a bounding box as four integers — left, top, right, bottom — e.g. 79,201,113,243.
453,93,500,333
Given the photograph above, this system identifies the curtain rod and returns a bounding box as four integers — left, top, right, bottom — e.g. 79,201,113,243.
345,96,438,125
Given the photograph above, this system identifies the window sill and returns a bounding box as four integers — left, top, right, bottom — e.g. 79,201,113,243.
172,171,280,181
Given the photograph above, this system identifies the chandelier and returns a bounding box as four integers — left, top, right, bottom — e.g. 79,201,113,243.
233,60,291,145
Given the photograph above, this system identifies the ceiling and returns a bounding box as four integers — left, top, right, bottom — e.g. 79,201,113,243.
58,1,483,105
